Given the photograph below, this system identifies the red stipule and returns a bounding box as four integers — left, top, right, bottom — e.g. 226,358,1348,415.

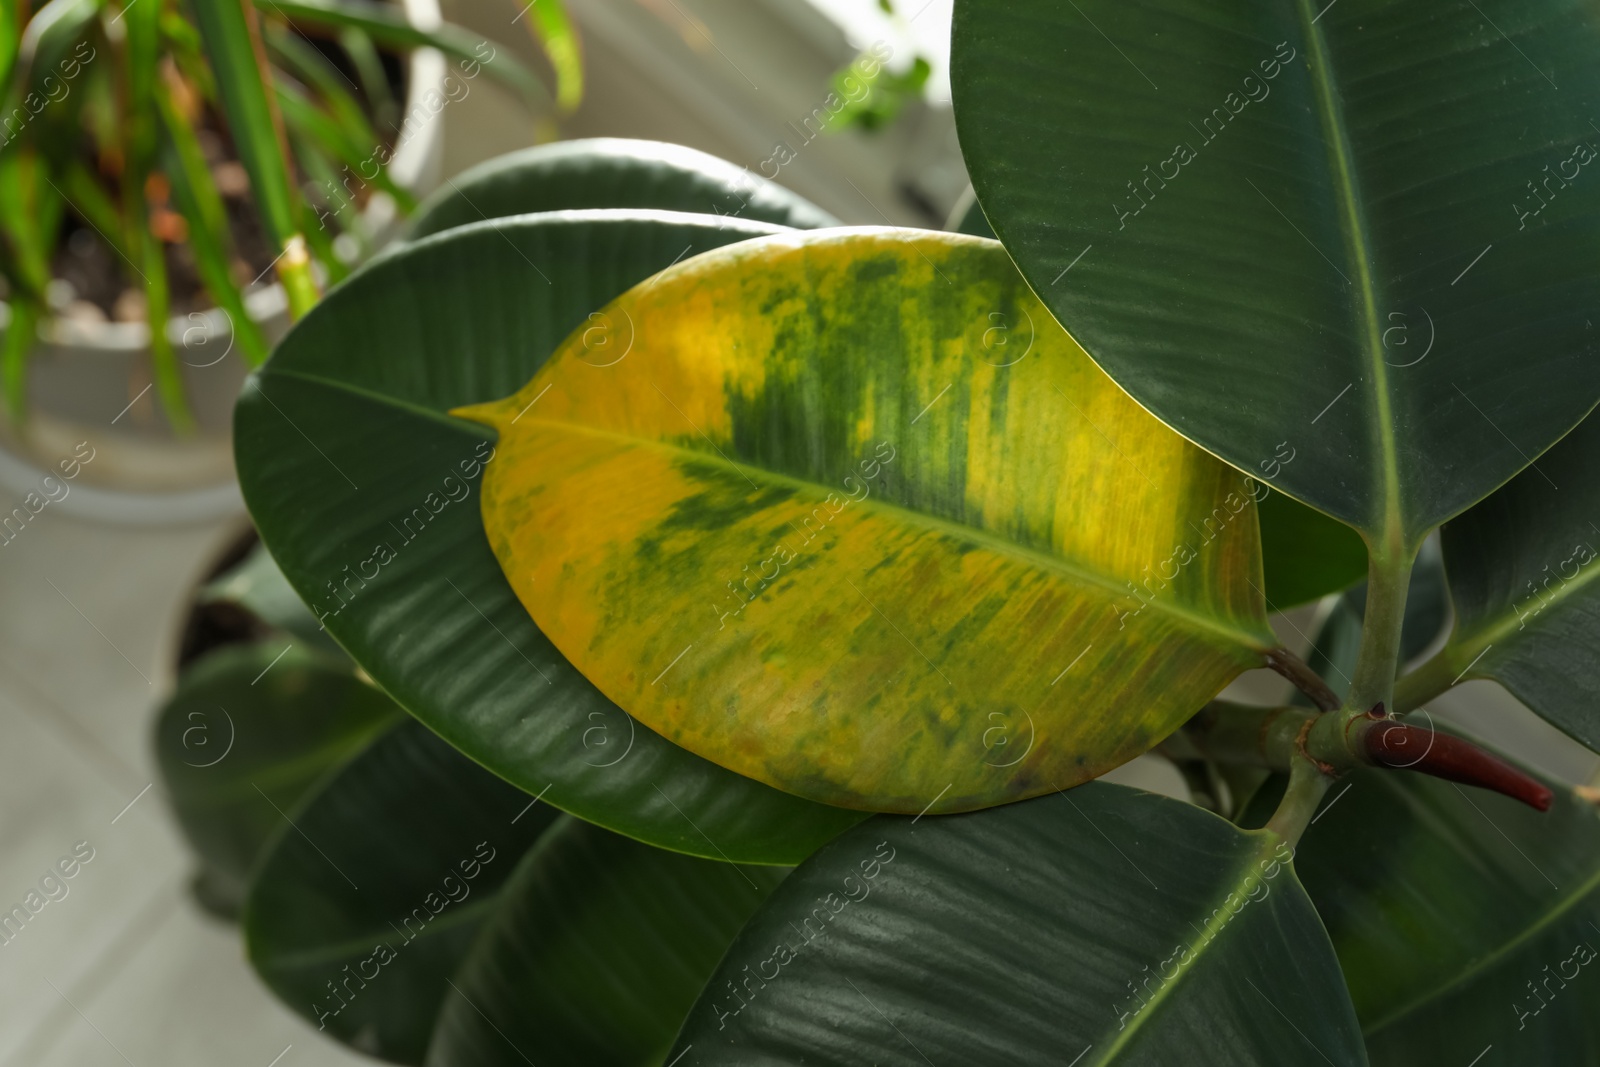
1362,718,1554,812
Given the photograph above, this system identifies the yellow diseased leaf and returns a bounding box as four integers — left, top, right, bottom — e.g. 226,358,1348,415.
454,230,1276,813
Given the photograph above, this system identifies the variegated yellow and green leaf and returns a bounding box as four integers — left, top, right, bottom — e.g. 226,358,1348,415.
456,230,1278,813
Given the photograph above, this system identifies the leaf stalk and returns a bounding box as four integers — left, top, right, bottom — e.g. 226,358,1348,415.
1181,701,1552,812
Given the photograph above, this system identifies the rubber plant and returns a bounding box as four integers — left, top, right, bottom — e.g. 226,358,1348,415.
157,0,1600,1058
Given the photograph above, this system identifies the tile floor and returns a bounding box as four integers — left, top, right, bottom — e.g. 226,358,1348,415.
0,505,371,1067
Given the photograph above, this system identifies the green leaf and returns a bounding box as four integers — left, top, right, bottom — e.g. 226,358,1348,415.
1397,411,1600,747
0,149,58,298
425,817,786,1067
275,79,415,212
189,0,319,316
516,0,582,113
188,0,297,249
673,783,1367,1065
1257,487,1369,609
457,230,1276,813
0,2,18,93
153,644,400,915
407,138,838,241
157,84,272,367
246,717,562,1064
951,0,1600,548
235,210,864,864
337,27,396,130
59,160,126,260
16,0,99,98
1,297,39,422
258,0,552,112
265,22,380,152
1294,753,1600,1063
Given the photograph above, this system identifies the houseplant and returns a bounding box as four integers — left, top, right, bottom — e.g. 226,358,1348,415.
167,0,1600,1061
0,0,568,519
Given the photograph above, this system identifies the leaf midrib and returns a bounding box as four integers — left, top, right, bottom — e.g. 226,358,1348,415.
1093,831,1286,1062
259,365,498,437
1453,550,1600,665
518,414,1277,655
1293,0,1404,547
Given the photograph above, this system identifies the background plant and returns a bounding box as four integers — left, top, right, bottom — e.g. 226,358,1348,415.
0,0,572,426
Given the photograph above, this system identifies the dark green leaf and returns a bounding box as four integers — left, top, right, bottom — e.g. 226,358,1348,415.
406,138,838,240
235,210,864,863
1399,412,1600,749
245,718,561,1064
673,783,1367,1066
952,0,1600,546
425,817,786,1067
153,644,399,914
189,0,300,251
1295,753,1600,1063
158,85,272,367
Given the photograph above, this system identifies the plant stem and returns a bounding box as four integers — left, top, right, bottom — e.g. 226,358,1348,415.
1264,757,1330,845
1264,648,1340,712
1181,701,1307,769
1181,701,1554,811
1390,645,1460,715
275,234,321,320
1343,542,1417,717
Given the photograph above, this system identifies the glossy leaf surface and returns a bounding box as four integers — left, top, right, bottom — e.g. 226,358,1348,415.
1400,412,1600,748
459,230,1276,813
408,139,837,240
425,817,786,1067
672,783,1367,1066
952,0,1600,546
245,719,561,1064
235,211,863,863
153,644,398,913
1297,756,1600,1063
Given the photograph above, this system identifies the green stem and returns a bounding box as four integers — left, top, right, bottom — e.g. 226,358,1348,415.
1181,701,1309,770
1343,542,1417,717
1391,646,1460,715
1263,757,1331,846
276,234,321,319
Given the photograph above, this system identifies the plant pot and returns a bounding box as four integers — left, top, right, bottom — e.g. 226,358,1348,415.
0,0,448,527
